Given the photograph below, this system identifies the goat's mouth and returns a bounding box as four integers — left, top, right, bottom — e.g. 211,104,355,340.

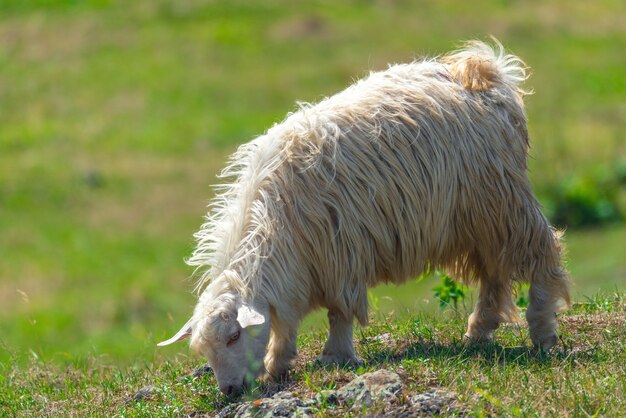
224,379,248,398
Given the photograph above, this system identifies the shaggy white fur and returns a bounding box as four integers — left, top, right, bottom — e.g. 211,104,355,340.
160,40,570,396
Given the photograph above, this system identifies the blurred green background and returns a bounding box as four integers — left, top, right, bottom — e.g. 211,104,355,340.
1,0,624,366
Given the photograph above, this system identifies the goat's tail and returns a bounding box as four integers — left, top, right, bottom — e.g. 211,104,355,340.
442,38,530,97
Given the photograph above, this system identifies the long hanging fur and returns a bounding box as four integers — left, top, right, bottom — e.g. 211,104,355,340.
187,40,570,327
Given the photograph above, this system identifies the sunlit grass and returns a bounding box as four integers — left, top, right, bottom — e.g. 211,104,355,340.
2,293,624,416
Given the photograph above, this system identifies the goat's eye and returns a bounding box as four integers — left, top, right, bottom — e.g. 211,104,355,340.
227,331,240,346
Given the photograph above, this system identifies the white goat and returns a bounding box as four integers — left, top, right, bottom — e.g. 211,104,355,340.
159,40,570,396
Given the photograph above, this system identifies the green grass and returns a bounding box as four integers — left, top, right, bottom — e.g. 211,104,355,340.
2,293,624,417
0,0,625,414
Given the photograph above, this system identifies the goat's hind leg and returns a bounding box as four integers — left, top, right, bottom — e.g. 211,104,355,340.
526,266,569,350
524,226,570,350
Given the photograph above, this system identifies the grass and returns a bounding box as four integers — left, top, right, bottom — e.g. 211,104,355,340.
0,0,625,415
2,293,624,417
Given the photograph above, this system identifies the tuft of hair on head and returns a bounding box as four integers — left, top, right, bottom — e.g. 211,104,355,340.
442,37,530,95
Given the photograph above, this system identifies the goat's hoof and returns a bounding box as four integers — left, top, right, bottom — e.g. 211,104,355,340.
532,333,558,351
316,353,363,367
260,368,290,384
463,332,494,344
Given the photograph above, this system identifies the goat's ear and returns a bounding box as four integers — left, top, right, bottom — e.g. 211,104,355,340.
157,319,193,346
236,305,265,329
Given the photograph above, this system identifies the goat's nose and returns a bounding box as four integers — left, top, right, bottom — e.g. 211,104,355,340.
220,382,243,397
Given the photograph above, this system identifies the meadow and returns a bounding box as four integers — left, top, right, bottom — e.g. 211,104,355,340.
1,0,625,415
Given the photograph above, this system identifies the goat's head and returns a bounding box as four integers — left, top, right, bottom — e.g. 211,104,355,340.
158,282,269,396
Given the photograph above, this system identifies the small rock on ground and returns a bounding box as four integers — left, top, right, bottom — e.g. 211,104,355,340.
321,369,403,408
191,363,213,377
127,385,156,404
411,389,459,414
218,391,316,418
383,389,463,417
367,332,394,345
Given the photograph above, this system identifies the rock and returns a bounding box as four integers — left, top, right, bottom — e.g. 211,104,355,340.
410,389,458,414
127,385,156,403
215,370,461,417
191,363,213,377
381,388,462,417
368,332,394,345
327,369,403,408
218,391,316,418
411,389,456,413
82,170,104,189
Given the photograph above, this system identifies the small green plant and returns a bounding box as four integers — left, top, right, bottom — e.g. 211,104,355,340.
433,274,467,310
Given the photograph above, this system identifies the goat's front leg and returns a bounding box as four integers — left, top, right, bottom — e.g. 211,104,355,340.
318,309,361,366
263,320,298,381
